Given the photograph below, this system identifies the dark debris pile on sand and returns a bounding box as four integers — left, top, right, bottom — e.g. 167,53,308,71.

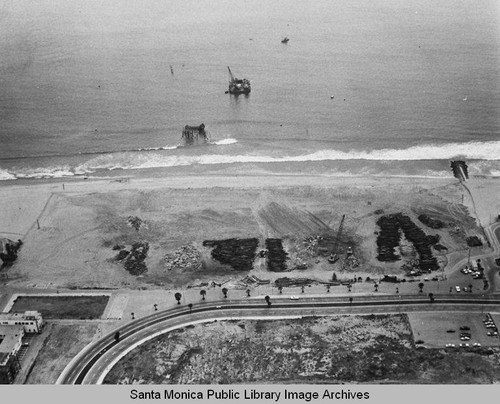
114,241,149,275
203,238,259,271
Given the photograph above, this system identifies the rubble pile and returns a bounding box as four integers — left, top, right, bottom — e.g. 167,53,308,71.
0,238,23,266
161,245,202,272
203,238,259,271
342,255,360,271
376,215,402,262
127,216,146,231
265,238,289,272
466,236,483,247
274,277,316,288
417,214,445,229
376,213,439,272
240,275,271,285
302,235,323,255
114,241,150,275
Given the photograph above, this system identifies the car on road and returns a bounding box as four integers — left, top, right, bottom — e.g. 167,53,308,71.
473,343,481,347
455,286,461,292
487,331,498,336
289,296,300,300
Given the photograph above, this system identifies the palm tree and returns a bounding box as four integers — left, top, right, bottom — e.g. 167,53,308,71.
418,282,424,293
374,283,378,292
188,303,193,313
468,284,473,293
349,297,353,305
200,289,206,300
153,303,158,311
222,287,228,298
347,284,352,292
326,284,330,293
131,312,135,320
278,286,283,294
265,295,271,307
246,289,251,297
175,292,182,304
428,292,435,303
301,286,305,294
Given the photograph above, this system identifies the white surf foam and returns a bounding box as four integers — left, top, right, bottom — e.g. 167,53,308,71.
212,138,238,145
0,169,16,180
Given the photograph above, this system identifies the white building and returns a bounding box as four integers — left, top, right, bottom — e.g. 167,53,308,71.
0,311,43,334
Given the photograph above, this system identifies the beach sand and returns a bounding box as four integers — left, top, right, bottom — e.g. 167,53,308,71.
1,169,497,291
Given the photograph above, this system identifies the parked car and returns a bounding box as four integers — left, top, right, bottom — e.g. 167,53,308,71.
455,286,461,292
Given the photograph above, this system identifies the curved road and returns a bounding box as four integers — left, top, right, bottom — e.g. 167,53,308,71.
57,294,500,384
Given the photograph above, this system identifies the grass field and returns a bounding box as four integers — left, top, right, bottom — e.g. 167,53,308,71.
10,295,110,319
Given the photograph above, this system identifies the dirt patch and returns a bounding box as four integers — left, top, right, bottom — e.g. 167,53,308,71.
10,295,109,319
25,323,98,384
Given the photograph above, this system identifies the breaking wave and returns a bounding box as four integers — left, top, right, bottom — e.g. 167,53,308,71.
1,140,499,181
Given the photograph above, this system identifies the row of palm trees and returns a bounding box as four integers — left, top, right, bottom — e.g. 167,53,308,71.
130,281,444,320
170,281,445,306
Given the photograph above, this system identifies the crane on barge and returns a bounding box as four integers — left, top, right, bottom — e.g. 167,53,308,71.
227,66,251,95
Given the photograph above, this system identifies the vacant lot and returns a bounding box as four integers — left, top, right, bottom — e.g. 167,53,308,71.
104,314,500,384
10,295,110,319
25,323,98,384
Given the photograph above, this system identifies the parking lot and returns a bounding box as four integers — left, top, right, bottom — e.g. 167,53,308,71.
407,312,500,348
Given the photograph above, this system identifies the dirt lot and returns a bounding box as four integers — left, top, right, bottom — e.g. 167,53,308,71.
25,323,98,384
104,314,500,384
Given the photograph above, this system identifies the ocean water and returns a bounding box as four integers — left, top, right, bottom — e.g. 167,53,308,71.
1,0,500,180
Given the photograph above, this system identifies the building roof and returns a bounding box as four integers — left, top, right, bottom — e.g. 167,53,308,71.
0,325,24,360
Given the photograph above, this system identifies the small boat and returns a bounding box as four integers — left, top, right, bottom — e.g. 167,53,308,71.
281,37,289,44
227,66,251,95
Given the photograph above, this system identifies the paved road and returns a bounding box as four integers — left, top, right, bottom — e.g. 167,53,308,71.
57,293,500,384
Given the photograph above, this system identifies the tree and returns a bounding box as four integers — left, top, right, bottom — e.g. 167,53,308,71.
418,282,424,293
396,287,399,294
347,284,352,292
278,286,283,294
301,286,305,294
374,283,378,292
326,284,330,293
131,312,135,320
265,295,271,307
222,287,228,298
428,292,435,303
153,303,158,311
175,292,182,304
246,289,251,297
188,303,193,313
200,290,206,300
349,297,353,305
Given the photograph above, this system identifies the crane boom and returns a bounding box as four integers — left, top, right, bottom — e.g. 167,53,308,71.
227,66,235,81
328,214,345,264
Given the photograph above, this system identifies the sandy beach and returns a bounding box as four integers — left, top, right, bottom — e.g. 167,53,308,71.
1,168,499,292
